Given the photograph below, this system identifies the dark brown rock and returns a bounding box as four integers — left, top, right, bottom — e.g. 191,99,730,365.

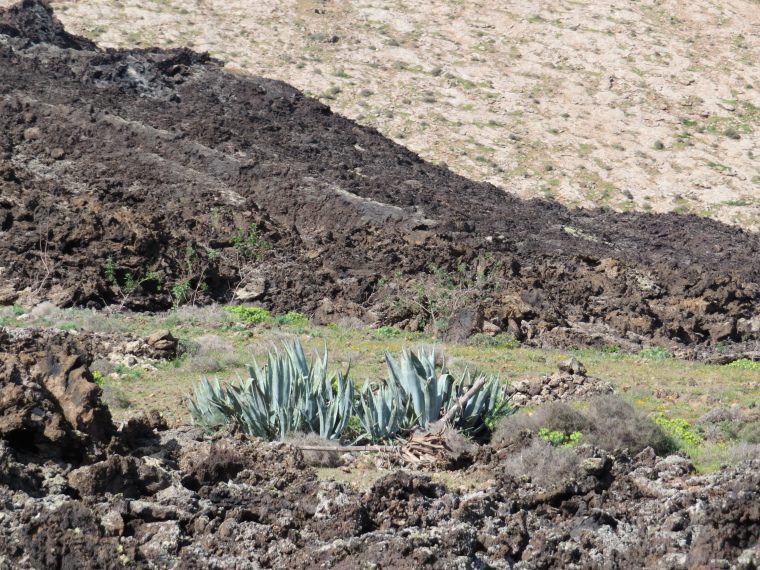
0,1,758,352
440,307,484,344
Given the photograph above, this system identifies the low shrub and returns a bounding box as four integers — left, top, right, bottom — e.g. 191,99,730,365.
726,358,760,370
584,396,674,455
224,306,271,325
500,438,581,489
539,428,582,448
738,422,760,444
194,334,233,355
182,355,224,374
467,333,520,349
91,371,106,386
696,406,749,425
653,414,703,447
274,312,309,327
493,396,673,455
372,325,402,339
638,347,672,360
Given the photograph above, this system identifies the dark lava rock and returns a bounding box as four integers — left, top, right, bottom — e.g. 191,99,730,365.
1,1,760,349
440,307,484,344
0,327,114,463
1,349,760,569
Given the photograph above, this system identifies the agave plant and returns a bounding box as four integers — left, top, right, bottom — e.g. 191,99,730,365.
354,381,404,442
187,376,232,430
186,340,353,440
384,346,512,435
384,346,454,430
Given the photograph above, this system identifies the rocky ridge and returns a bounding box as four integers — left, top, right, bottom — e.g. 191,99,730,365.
35,0,760,229
2,1,760,352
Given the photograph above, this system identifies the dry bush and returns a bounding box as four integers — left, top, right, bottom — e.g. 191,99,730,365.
701,424,725,443
333,316,365,331
727,442,760,463
75,309,129,333
428,420,478,462
493,396,671,455
493,401,590,449
284,433,344,467
30,301,59,319
696,406,750,425
174,304,227,324
182,355,224,374
738,422,760,444
194,334,233,355
583,395,672,455
501,438,581,489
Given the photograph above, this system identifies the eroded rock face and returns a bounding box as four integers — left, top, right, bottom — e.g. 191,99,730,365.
0,328,114,462
1,1,760,349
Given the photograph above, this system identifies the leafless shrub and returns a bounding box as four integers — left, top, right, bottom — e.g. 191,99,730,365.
30,301,59,319
727,442,760,463
182,355,224,374
493,401,589,449
738,422,760,444
696,406,750,426
284,433,343,467
583,395,671,455
429,420,477,462
501,438,581,489
195,334,233,355
493,396,670,455
172,304,226,325
333,316,366,331
77,310,129,333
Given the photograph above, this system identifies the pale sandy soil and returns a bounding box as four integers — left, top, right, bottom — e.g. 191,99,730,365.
5,0,760,228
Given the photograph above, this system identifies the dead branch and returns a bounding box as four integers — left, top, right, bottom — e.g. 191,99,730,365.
440,377,487,424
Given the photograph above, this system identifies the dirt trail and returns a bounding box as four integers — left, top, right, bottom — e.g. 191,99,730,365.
2,1,760,349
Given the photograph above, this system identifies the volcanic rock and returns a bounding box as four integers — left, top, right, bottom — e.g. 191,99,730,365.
1,1,760,349
0,328,114,462
506,358,614,407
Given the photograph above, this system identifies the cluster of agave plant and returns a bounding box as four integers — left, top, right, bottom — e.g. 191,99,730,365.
187,340,512,442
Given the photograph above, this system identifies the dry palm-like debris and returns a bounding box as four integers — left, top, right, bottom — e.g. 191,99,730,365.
397,426,451,467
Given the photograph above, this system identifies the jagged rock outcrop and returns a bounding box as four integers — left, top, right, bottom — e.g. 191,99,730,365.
1,1,760,349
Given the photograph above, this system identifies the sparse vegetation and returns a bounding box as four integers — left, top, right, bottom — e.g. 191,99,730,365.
188,341,511,443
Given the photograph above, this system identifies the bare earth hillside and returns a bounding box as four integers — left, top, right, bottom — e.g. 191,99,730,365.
22,0,760,228
3,0,760,352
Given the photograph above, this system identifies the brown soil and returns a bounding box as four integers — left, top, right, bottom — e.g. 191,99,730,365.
2,1,760,352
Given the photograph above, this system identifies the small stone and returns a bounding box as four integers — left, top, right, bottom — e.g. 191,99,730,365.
580,457,605,476
483,320,501,335
101,511,124,536
558,357,586,376
146,330,177,352
50,148,65,160
122,355,138,366
23,127,41,141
